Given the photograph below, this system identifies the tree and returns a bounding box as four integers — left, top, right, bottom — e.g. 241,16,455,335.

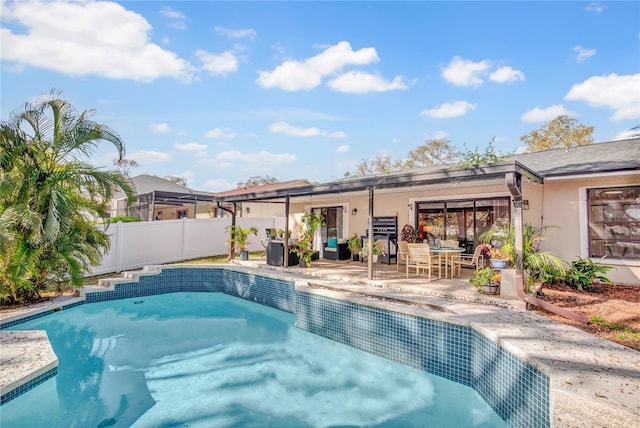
455,138,507,168
0,90,133,303
404,138,458,169
165,176,188,186
236,175,279,188
353,153,404,177
520,115,594,152
113,158,138,178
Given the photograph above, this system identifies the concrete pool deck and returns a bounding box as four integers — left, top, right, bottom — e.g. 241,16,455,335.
1,260,638,427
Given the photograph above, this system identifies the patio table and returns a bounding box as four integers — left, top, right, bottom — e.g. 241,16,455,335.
430,247,464,279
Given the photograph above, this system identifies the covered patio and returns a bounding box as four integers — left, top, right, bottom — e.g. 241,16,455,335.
232,253,523,309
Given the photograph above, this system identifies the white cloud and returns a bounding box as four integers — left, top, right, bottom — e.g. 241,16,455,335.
441,56,491,87
521,105,576,122
256,41,379,91
329,131,348,139
565,73,640,121
214,150,297,172
336,145,349,153
174,142,208,157
159,6,187,30
586,2,605,13
149,123,171,134
214,26,257,39
128,150,172,163
420,101,477,119
202,178,235,192
195,50,239,75
327,71,408,93
391,138,400,144
205,128,238,139
573,46,596,61
1,1,195,82
433,130,448,139
268,121,325,137
489,66,525,83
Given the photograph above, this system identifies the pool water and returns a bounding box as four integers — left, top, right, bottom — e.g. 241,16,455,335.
3,293,507,427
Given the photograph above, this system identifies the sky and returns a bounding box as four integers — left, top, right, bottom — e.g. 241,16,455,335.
1,1,639,192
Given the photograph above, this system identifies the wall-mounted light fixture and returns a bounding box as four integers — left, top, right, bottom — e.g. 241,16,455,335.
351,208,358,215
523,200,529,210
246,206,251,214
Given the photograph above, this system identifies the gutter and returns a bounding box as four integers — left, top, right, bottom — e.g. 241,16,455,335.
506,172,589,325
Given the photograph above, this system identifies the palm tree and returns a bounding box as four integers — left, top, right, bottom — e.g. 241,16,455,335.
0,90,133,303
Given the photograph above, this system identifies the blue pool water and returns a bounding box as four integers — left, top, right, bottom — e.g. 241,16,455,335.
3,292,507,427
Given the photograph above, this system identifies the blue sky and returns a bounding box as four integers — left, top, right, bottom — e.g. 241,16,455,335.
1,1,639,192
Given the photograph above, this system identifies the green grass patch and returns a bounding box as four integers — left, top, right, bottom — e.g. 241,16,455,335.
589,316,635,333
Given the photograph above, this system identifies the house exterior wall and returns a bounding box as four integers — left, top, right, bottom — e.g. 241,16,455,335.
539,173,640,285
286,174,639,285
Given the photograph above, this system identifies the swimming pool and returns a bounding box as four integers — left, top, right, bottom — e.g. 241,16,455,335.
3,292,507,427
1,266,550,427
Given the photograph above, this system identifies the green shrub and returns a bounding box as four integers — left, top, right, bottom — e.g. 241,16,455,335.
565,257,613,291
108,216,142,223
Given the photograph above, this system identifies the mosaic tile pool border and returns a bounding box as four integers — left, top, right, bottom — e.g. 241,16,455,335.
2,266,549,427
296,291,549,428
0,368,57,405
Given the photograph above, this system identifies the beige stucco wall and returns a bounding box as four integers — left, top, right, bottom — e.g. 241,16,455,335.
534,173,640,285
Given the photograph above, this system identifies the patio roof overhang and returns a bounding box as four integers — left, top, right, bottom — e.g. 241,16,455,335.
151,190,218,206
212,161,543,204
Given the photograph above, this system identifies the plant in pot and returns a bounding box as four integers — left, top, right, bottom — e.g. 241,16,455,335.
225,225,258,260
484,245,511,269
292,211,325,267
480,223,565,293
470,267,500,295
372,240,385,262
292,230,315,267
347,233,362,261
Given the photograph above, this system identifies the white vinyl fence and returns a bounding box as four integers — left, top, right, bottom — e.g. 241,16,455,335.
92,217,285,275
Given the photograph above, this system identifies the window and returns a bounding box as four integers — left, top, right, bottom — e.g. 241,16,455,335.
588,186,640,260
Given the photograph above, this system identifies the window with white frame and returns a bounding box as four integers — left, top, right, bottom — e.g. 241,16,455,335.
588,186,640,260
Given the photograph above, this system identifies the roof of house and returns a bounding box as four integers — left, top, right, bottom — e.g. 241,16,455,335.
510,138,640,177
212,179,313,197
112,174,214,200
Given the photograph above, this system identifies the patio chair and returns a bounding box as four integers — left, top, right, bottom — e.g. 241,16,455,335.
406,243,441,280
452,245,484,276
397,240,410,271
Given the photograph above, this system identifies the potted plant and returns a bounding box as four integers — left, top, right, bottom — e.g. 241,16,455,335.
372,240,385,262
470,267,500,295
225,225,258,260
292,230,315,267
292,211,325,267
481,244,511,269
480,223,565,292
347,233,362,261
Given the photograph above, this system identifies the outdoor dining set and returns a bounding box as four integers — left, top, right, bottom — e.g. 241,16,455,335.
398,240,485,280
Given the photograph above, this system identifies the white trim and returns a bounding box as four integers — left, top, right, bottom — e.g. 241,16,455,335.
546,170,640,181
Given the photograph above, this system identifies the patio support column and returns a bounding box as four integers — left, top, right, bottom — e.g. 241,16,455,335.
229,202,237,261
506,172,525,292
368,186,374,280
151,191,156,221
284,196,290,267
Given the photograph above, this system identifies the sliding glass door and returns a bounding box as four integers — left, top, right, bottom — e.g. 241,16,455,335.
416,198,510,250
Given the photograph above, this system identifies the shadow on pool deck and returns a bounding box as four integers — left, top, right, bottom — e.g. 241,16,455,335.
234,256,523,309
